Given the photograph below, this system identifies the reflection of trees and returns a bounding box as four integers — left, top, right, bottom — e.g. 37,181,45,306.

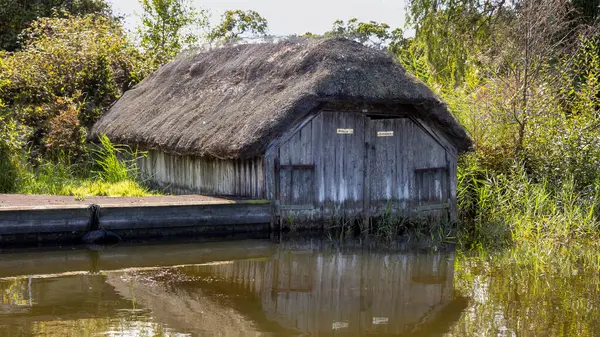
447,257,600,337
2,279,30,308
0,274,133,337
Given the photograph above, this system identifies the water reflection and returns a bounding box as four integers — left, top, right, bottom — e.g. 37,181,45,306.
0,239,463,336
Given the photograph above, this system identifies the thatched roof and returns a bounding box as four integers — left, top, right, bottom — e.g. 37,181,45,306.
91,37,472,158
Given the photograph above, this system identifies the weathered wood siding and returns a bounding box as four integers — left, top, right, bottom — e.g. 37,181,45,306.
267,110,458,222
198,248,456,336
139,150,265,198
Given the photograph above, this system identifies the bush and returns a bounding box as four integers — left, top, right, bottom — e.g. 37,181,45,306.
0,145,19,193
0,13,152,163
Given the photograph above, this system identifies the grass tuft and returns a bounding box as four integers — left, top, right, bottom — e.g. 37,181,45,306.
2,135,157,197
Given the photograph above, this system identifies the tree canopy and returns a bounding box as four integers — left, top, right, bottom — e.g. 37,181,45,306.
137,0,208,67
207,10,269,43
0,0,111,51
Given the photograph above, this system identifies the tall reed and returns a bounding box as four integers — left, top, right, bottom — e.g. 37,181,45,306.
457,161,600,273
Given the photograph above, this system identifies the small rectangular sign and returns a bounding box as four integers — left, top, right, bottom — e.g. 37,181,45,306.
377,131,394,137
337,128,354,134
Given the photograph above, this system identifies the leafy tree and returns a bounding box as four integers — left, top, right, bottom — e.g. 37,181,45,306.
208,10,268,43
0,13,151,159
0,0,111,51
405,0,511,87
137,0,208,67
325,18,405,50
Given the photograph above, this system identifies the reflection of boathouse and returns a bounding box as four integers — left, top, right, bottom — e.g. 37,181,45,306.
0,241,466,336
194,248,460,336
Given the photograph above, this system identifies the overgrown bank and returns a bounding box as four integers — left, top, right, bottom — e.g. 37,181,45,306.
0,135,155,197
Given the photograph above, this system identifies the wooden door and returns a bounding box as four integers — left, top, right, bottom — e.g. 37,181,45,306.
367,118,404,216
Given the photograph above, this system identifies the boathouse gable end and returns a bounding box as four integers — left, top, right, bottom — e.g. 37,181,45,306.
264,106,458,223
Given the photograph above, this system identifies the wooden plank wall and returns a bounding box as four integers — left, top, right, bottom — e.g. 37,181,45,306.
267,111,367,222
375,116,448,218
198,249,455,336
267,110,455,222
138,150,265,198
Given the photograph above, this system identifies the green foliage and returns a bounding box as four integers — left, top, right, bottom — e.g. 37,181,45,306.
207,10,268,43
404,0,503,87
0,13,151,160
13,136,154,197
325,18,405,50
457,161,600,261
92,135,144,183
0,0,111,51
0,145,19,193
18,158,78,195
449,247,600,336
138,0,208,67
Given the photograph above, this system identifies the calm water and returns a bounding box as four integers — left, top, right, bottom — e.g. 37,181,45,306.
0,238,598,337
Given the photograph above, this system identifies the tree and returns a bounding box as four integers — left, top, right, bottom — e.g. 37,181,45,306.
0,0,111,51
137,0,208,67
0,14,151,159
405,0,512,87
325,18,405,50
208,10,268,43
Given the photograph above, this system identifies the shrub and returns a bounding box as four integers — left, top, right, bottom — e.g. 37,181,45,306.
0,145,18,193
0,13,152,162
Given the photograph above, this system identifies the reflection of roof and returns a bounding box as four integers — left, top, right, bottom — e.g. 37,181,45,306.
0,240,466,336
105,269,298,336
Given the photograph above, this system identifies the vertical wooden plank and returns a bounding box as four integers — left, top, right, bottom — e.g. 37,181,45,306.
312,113,325,219
353,112,365,216
279,145,291,206
334,112,343,207
299,123,313,205
245,159,250,197
265,152,275,200
387,119,396,209
363,114,371,224
290,126,303,204
397,118,406,211
322,111,335,208
448,153,458,221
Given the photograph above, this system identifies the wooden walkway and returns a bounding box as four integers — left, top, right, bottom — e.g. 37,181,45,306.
0,194,238,210
0,194,272,246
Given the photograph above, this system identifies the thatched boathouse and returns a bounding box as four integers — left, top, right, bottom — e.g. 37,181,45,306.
91,37,471,224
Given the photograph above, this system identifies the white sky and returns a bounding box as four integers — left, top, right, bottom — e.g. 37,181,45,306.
108,0,407,36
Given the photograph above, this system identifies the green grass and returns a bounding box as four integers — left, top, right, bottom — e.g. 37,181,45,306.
457,162,600,274
4,135,158,197
66,180,157,197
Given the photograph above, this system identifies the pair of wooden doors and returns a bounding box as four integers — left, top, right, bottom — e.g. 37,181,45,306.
275,111,450,219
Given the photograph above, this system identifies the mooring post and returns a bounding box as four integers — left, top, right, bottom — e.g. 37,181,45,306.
88,204,100,231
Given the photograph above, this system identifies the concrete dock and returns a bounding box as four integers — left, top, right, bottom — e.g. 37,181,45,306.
0,194,271,245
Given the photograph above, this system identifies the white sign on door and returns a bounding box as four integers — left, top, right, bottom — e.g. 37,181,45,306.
377,131,394,137
337,128,354,134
